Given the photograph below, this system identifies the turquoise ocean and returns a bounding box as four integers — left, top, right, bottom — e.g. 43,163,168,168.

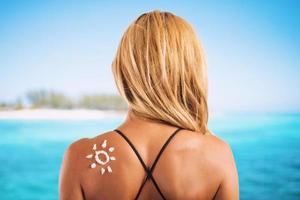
0,112,299,200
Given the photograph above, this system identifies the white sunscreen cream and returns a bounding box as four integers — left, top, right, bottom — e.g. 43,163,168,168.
86,139,116,175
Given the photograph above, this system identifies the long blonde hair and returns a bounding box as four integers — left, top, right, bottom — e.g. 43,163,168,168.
112,10,209,134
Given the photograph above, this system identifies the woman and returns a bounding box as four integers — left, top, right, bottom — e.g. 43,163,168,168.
59,10,239,200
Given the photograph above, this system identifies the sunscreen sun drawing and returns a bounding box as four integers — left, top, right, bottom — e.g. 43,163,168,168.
86,140,116,175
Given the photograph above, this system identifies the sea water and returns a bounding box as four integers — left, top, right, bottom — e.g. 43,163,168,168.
0,113,299,200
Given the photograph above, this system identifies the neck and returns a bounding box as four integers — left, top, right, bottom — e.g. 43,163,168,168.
125,109,155,124
120,108,172,131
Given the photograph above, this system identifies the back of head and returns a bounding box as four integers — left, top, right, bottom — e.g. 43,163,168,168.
112,10,209,134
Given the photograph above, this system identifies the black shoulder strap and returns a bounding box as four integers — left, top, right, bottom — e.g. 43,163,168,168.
114,127,183,200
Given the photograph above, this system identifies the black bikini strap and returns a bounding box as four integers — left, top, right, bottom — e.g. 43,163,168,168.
149,127,182,174
114,129,149,171
114,127,183,200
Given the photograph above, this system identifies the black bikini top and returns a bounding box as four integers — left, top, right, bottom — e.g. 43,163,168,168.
114,127,183,200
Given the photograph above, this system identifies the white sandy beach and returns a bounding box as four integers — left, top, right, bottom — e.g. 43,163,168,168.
0,109,127,120
0,108,226,121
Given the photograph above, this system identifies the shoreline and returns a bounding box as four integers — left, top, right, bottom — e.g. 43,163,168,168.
0,109,293,121
0,109,127,120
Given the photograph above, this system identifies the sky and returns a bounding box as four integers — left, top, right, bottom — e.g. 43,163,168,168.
0,0,299,112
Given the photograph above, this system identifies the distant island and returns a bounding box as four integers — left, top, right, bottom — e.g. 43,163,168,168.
0,89,128,120
0,89,128,111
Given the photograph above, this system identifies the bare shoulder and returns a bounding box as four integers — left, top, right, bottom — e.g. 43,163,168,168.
203,132,234,157
201,131,239,199
59,131,118,199
176,129,235,169
62,130,117,164
203,132,235,168
177,129,232,151
165,129,238,199
201,133,239,199
61,131,117,176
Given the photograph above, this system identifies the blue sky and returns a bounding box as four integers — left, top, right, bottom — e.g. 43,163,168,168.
0,0,299,112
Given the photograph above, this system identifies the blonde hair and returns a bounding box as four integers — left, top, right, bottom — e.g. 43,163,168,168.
112,10,209,134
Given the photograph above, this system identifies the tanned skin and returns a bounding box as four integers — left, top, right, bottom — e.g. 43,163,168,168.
59,110,239,200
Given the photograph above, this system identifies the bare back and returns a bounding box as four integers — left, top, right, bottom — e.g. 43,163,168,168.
59,122,239,200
